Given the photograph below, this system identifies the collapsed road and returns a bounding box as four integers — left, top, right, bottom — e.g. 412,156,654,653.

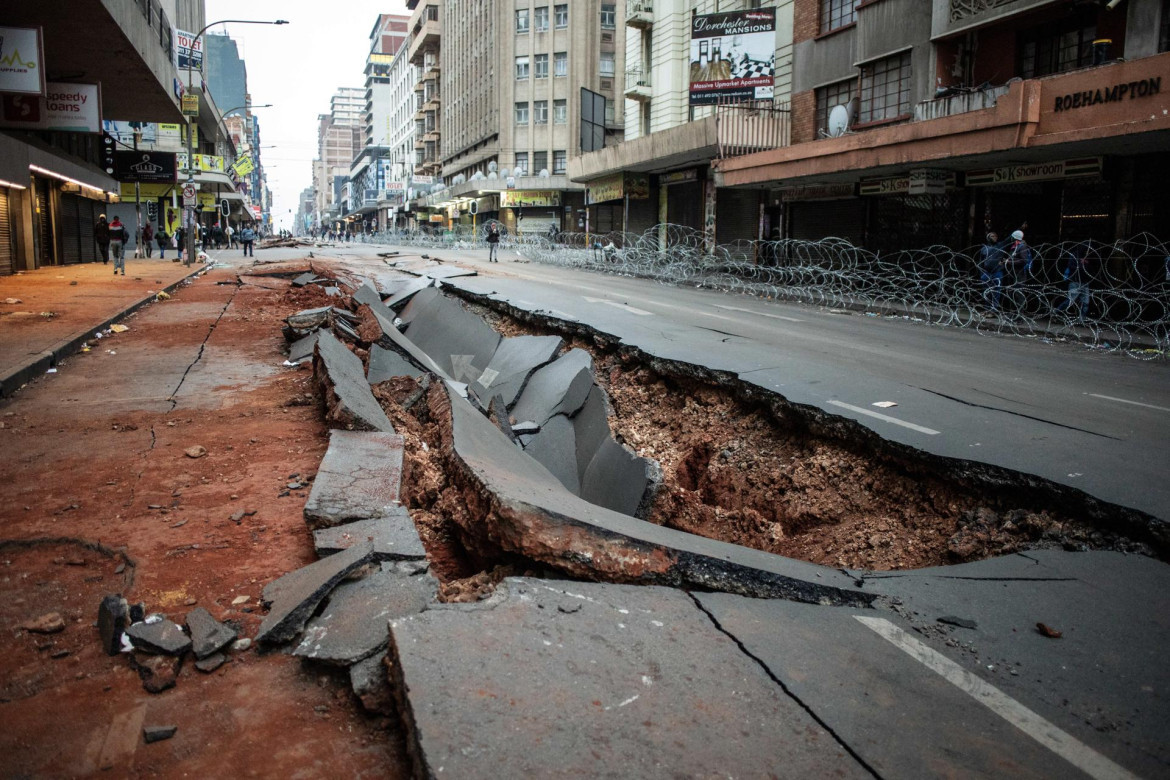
2,244,1167,778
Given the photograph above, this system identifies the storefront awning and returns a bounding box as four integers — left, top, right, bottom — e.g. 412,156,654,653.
193,171,235,189
219,190,245,202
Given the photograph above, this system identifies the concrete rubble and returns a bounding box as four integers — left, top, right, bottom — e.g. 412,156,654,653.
313,512,426,559
304,430,404,528
184,607,237,660
367,344,424,385
125,618,192,656
312,330,396,433
257,541,377,646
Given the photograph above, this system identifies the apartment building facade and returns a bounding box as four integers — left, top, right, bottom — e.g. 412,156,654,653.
406,0,626,234
570,0,794,241
715,0,1170,255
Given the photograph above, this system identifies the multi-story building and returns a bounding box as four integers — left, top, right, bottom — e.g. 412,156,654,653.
406,0,443,181
0,1,210,273
571,0,793,241
406,0,626,235
204,32,248,117
715,0,1170,255
347,15,410,233
383,28,420,230
314,89,364,230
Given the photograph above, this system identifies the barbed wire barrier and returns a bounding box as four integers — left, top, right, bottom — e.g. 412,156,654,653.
468,224,1167,360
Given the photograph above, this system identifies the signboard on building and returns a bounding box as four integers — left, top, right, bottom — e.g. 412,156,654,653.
182,93,199,116
689,9,775,105
0,26,46,95
500,190,561,208
104,120,158,145
965,158,1102,186
778,183,856,202
231,154,255,177
175,30,204,71
0,82,101,133
113,150,178,183
177,153,226,173
907,168,948,195
412,175,435,185
586,172,650,205
860,172,957,196
661,169,698,186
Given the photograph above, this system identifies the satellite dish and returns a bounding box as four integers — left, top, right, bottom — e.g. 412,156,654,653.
488,161,498,173
471,171,485,181
499,167,511,177
827,104,850,137
487,171,498,180
539,168,550,178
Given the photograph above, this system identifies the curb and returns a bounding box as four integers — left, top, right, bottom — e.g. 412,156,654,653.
0,262,212,399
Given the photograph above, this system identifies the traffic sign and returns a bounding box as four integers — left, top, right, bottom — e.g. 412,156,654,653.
182,182,197,206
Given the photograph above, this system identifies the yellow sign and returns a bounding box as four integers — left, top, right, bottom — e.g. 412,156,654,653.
182,94,199,116
500,190,561,208
231,154,255,176
119,182,178,199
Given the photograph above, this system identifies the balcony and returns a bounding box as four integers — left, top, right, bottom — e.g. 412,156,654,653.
626,0,653,28
624,68,652,101
914,84,1011,122
408,14,441,65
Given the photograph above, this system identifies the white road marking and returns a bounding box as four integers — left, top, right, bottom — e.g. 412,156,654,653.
855,617,1140,780
582,297,653,316
713,304,803,322
827,400,940,435
1089,393,1170,413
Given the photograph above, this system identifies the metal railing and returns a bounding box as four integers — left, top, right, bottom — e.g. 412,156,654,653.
914,84,1010,121
715,98,791,158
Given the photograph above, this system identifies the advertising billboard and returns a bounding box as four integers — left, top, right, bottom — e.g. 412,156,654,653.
689,9,775,105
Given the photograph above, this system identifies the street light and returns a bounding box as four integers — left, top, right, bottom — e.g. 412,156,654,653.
184,19,287,265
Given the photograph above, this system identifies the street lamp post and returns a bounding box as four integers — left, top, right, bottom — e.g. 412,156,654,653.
184,19,287,266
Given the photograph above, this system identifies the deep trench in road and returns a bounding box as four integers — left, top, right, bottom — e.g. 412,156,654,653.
341,284,1160,594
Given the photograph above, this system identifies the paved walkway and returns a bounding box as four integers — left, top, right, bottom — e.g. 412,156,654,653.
0,258,207,397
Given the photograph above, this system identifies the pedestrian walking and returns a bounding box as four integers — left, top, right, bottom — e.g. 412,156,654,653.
108,216,128,275
156,225,168,259
226,224,236,249
977,232,1006,311
1005,229,1033,278
173,227,185,263
486,223,500,262
141,222,155,258
240,225,256,257
1054,240,1100,319
94,214,111,264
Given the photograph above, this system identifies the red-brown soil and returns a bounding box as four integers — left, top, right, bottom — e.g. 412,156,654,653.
0,266,408,777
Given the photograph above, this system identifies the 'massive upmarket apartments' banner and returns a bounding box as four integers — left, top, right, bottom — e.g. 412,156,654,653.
689,9,776,105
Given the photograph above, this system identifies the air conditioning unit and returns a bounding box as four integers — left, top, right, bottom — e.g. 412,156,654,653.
602,31,613,42
600,78,613,90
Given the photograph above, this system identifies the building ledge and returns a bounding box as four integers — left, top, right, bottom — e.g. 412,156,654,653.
569,117,720,182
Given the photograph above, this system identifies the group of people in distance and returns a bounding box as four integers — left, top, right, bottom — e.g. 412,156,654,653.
93,214,258,266
978,227,1102,318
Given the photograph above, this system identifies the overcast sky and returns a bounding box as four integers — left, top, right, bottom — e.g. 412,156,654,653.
205,0,408,230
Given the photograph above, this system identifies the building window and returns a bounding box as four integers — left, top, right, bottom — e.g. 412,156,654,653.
858,52,911,124
427,5,438,21
515,56,530,79
601,3,616,27
553,150,567,174
556,3,569,27
600,51,615,77
605,98,615,123
820,0,858,34
534,100,549,124
515,101,529,124
533,150,548,173
535,6,549,31
815,79,855,136
554,51,568,76
515,8,529,33
1018,13,1097,78
554,98,567,123
535,53,549,78
514,152,529,175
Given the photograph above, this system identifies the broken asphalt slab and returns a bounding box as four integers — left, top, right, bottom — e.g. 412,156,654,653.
312,510,426,560
508,347,593,423
184,607,237,660
313,330,396,433
367,344,424,384
439,383,870,604
469,334,563,408
404,293,500,382
257,541,376,646
303,430,405,528
292,562,438,666
387,577,869,779
125,618,192,656
385,278,437,310
287,331,319,364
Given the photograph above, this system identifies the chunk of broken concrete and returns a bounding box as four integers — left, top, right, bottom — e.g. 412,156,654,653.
292,562,438,665
288,331,319,364
98,595,130,656
194,652,227,673
313,330,396,433
510,348,594,424
23,612,65,634
185,607,237,659
304,430,405,529
579,436,659,518
470,335,563,408
257,541,376,646
126,618,192,656
349,651,394,714
143,725,178,744
184,445,207,459
403,293,500,381
286,305,332,330
521,415,579,494
367,344,424,385
312,510,426,559
130,652,183,693
291,271,318,288
487,394,518,443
